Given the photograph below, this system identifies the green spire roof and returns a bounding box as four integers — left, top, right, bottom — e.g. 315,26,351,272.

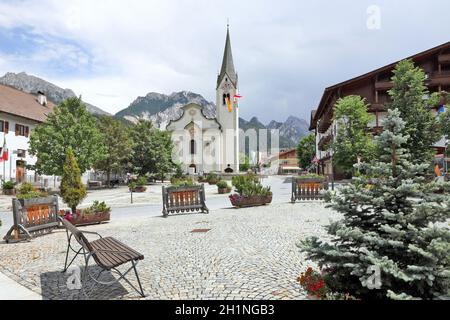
217,26,237,88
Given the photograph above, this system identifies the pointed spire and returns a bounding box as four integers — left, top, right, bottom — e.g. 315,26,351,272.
217,24,237,88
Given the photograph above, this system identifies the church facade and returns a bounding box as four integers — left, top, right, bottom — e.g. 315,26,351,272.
166,27,240,174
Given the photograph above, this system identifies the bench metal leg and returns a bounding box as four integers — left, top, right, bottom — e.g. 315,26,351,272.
84,253,146,298
131,260,145,298
63,246,83,273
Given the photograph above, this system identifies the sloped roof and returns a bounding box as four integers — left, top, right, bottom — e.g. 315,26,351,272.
0,84,55,123
217,27,237,88
311,40,450,130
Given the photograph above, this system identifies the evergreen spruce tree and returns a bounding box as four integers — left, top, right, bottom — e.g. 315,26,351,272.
60,148,87,213
388,59,440,164
302,109,450,300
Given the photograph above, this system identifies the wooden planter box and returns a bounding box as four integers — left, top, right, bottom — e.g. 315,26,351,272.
4,196,60,243
68,211,111,226
218,188,229,194
291,177,328,202
131,186,147,193
162,184,209,217
229,193,273,208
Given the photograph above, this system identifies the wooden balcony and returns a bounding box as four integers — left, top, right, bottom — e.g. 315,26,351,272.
429,71,450,86
369,103,386,112
375,81,393,91
438,54,450,65
318,134,333,151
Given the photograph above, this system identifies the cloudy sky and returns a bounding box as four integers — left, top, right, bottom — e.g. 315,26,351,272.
0,0,450,124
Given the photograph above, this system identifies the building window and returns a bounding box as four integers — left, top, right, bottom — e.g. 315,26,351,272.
0,120,9,133
190,139,196,155
15,124,29,137
17,149,26,158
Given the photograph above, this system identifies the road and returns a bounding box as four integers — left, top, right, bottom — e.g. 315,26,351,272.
0,176,293,234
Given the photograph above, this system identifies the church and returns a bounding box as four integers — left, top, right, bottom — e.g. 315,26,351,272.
166,26,240,175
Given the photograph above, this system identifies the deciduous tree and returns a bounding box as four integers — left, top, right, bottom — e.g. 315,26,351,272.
29,97,105,176
332,95,374,177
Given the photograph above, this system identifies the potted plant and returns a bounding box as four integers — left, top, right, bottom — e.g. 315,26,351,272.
216,180,231,194
16,182,49,205
65,201,111,226
206,173,219,185
2,180,15,196
129,176,147,193
229,173,272,208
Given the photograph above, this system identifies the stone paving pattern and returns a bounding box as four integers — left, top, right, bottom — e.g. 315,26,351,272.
0,202,340,300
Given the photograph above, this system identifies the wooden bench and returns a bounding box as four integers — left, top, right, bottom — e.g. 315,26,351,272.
162,184,209,217
60,217,146,298
291,178,329,202
88,181,103,189
3,196,60,243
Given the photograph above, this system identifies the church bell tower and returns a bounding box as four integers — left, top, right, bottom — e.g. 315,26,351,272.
216,25,239,173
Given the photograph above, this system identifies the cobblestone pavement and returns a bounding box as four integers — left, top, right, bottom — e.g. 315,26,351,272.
0,202,340,300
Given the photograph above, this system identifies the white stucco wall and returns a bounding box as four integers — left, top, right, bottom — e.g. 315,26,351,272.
167,104,222,174
216,76,239,173
0,112,90,189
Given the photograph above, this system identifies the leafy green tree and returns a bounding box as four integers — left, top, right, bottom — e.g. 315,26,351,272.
129,119,175,179
440,105,450,138
150,130,176,182
29,97,105,176
332,95,375,177
388,59,440,163
296,134,316,170
129,119,155,176
94,116,132,186
302,109,450,300
60,148,87,213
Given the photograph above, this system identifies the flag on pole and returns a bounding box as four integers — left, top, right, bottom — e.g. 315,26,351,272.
0,137,8,162
226,97,232,113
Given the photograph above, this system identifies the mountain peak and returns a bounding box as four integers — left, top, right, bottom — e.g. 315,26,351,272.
0,72,110,115
115,91,216,128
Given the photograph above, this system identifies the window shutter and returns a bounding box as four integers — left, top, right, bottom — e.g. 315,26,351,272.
15,124,19,136
5,121,8,134
25,126,29,138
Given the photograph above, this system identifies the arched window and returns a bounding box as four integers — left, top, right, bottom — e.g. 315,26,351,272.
223,94,227,105
190,139,196,155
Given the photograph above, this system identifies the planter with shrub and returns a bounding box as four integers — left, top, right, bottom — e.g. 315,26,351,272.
16,182,49,205
216,180,232,194
129,176,148,192
206,173,220,185
64,201,111,226
229,173,272,208
2,180,15,195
